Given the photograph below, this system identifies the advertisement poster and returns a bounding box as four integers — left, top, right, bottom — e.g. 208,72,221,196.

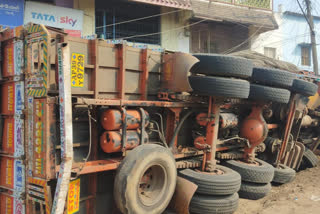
24,1,83,37
0,0,24,28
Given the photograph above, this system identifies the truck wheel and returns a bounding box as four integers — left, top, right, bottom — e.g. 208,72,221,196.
239,181,271,200
191,54,253,78
252,67,296,88
223,159,275,183
272,164,296,184
291,79,318,96
302,148,319,168
189,193,239,214
114,144,177,214
189,76,250,99
249,84,291,104
179,165,241,195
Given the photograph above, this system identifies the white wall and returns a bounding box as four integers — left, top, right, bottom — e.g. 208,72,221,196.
251,13,283,60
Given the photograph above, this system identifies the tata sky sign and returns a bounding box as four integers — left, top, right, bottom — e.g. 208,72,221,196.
24,2,84,37
0,0,24,28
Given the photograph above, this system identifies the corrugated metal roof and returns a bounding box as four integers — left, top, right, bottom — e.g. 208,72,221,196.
191,0,278,30
129,0,192,10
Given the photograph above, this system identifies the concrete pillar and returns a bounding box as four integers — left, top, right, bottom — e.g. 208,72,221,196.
160,7,192,53
74,0,95,36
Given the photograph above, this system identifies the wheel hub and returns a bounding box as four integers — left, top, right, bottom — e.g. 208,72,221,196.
138,165,167,207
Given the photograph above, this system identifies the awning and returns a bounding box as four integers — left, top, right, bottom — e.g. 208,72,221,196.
191,0,278,30
129,0,192,10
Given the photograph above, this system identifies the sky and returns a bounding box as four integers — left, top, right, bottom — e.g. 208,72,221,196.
273,0,320,15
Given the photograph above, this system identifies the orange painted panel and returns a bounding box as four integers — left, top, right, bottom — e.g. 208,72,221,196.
32,99,47,178
0,81,24,115
0,193,24,214
2,40,23,77
0,157,25,192
1,117,24,156
2,40,14,77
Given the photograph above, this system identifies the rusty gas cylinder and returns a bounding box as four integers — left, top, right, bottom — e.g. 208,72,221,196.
100,131,148,153
100,109,149,131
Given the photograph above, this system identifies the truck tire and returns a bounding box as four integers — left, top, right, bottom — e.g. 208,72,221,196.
189,76,250,99
302,148,319,168
239,181,271,200
239,181,272,200
223,159,275,184
291,79,318,96
272,164,296,184
192,54,253,78
252,67,296,88
189,193,239,214
114,144,177,214
249,84,291,104
179,165,241,196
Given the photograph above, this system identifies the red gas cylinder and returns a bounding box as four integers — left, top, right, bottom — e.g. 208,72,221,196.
100,131,148,153
100,109,149,131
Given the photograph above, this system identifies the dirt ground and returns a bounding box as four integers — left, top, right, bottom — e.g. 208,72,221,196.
236,157,320,214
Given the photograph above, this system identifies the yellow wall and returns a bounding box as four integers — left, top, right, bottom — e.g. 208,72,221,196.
161,7,192,53
74,0,95,36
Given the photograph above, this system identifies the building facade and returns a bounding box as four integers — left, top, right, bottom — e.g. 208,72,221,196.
94,0,278,53
252,6,320,72
1,0,277,53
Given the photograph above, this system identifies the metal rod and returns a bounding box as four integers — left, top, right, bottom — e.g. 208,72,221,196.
205,98,220,169
276,99,296,165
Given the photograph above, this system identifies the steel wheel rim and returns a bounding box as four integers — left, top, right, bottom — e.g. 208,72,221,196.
138,164,167,207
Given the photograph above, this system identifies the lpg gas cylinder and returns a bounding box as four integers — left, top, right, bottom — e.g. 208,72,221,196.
100,130,148,153
100,109,149,130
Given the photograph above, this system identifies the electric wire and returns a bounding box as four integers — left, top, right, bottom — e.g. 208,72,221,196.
118,18,209,41
223,24,265,54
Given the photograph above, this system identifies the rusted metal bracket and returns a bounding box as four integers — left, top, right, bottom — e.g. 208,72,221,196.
166,107,182,149
121,107,127,154
204,97,220,172
275,98,297,166
139,108,147,144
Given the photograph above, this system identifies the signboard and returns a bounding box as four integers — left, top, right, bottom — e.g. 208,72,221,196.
24,2,83,37
0,0,24,28
71,53,85,88
67,179,80,214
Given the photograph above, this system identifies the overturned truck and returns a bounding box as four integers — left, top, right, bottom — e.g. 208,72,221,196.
0,24,318,214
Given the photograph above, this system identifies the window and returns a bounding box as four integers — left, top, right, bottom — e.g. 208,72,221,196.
301,46,311,66
264,47,276,59
95,0,160,45
190,22,249,54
